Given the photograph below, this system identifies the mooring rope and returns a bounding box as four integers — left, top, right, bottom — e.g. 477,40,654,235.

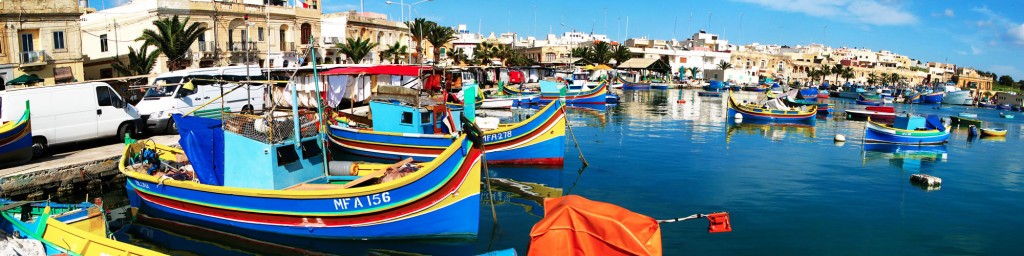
562,106,590,167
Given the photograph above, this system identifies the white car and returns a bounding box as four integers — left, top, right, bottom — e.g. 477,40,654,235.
136,65,265,134
0,82,141,156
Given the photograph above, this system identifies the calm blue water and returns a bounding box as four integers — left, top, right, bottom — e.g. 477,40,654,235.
108,89,1024,255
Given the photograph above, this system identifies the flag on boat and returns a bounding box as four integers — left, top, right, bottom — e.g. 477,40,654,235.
440,108,457,136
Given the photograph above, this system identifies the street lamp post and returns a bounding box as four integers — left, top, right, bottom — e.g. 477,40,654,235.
385,0,432,23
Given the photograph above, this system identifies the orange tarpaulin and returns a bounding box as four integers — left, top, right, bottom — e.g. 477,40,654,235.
528,195,663,256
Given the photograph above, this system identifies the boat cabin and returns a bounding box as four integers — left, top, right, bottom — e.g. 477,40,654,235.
368,100,463,134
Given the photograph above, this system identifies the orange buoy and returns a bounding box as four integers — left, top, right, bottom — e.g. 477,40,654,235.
677,100,686,104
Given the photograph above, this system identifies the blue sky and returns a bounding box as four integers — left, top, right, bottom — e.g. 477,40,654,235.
97,0,1024,79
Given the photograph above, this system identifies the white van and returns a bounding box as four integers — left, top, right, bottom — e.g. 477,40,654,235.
135,65,265,134
0,82,142,156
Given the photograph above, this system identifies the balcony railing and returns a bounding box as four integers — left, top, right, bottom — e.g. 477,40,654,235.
228,41,258,52
198,41,218,52
279,42,295,52
20,50,46,64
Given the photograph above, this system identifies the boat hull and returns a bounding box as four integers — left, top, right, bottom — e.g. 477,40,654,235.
855,100,883,106
864,120,950,145
330,100,566,165
950,116,983,126
942,91,974,105
539,80,609,104
921,92,944,104
621,83,651,90
981,128,1007,136
0,103,32,166
650,83,669,90
838,91,861,99
122,135,483,240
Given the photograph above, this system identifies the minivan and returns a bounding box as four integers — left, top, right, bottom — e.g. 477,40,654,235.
135,65,265,134
0,82,142,156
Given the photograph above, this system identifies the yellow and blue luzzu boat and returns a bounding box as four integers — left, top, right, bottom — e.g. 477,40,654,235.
0,100,33,166
119,113,483,240
331,99,565,165
727,91,817,122
0,201,165,256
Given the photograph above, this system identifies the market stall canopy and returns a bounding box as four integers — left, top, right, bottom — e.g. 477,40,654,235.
581,64,596,70
321,65,428,76
6,74,43,85
593,64,613,70
617,58,671,73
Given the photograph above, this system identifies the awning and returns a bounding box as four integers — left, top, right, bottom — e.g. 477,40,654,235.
54,67,73,81
320,65,427,76
6,74,43,85
320,67,368,76
617,58,671,72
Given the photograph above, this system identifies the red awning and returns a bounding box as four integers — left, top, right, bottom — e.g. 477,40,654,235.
321,65,427,76
364,65,427,76
320,67,368,76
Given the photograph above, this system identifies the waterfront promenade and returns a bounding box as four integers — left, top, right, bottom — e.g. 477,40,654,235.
0,135,179,197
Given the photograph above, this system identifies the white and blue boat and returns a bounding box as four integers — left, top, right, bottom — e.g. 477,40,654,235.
864,115,950,145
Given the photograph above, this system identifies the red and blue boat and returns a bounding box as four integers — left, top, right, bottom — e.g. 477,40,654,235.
727,91,817,122
330,99,566,165
0,101,33,166
864,115,950,144
119,112,483,239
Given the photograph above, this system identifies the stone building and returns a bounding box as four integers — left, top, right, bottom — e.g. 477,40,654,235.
953,67,993,91
0,0,90,86
321,11,410,64
80,0,321,80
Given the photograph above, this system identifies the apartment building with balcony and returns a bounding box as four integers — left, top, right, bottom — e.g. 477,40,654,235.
320,11,410,64
0,0,90,86
80,0,321,80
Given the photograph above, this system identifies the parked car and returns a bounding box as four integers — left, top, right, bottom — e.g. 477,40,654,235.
135,65,264,134
0,82,142,156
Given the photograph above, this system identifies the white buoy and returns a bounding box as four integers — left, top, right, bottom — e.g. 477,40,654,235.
834,141,846,147
734,113,743,120
910,174,942,187
834,134,847,142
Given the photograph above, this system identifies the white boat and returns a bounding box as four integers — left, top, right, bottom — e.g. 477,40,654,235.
942,90,974,105
480,97,514,109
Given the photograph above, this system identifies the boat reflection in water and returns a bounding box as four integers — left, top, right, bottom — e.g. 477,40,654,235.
861,143,948,173
120,213,476,256
566,105,609,127
726,120,816,143
483,167,565,218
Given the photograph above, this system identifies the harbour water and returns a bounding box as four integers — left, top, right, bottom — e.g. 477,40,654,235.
91,90,1024,255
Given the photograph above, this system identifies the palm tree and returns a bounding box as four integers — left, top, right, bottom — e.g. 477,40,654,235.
888,73,901,85
818,64,832,85
112,45,159,77
137,15,207,71
492,44,512,66
426,25,457,64
830,64,844,85
841,67,854,84
611,45,631,66
867,73,878,86
337,37,379,64
405,18,436,64
571,46,593,63
506,50,535,67
447,48,468,66
591,41,612,65
717,61,733,71
383,42,407,64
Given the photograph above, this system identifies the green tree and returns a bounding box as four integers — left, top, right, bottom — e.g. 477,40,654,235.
491,44,512,66
998,75,1015,86
591,41,612,64
426,25,457,64
570,46,593,63
136,15,207,71
404,18,436,64
831,64,844,85
867,73,878,86
337,37,379,64
112,45,159,77
818,64,831,85
842,69,854,84
611,45,632,66
506,50,535,67
383,42,408,64
447,47,467,66
474,42,494,65
717,60,733,71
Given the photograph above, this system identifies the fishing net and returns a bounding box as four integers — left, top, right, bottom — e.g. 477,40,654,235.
222,111,320,144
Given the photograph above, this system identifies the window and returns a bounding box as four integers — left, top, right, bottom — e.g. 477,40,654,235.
421,112,431,124
100,68,113,79
100,34,108,52
258,27,264,41
96,86,112,106
401,112,413,124
300,23,312,45
53,31,65,50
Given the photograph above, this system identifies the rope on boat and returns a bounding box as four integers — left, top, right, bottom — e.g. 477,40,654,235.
562,107,590,167
657,213,704,223
462,114,499,225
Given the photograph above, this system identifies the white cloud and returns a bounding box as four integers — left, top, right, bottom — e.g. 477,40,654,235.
733,0,918,26
1010,23,1024,45
324,3,358,13
971,45,983,55
955,50,967,55
944,8,955,17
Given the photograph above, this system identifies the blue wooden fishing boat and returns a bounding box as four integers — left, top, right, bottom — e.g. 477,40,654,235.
0,200,165,256
921,92,944,104
856,94,884,106
727,91,817,122
0,101,33,166
864,115,950,145
783,97,833,114
703,80,726,92
119,109,484,239
977,102,997,108
650,83,669,90
799,87,818,100
330,99,566,165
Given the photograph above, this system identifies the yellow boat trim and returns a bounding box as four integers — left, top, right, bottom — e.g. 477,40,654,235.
118,135,471,199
